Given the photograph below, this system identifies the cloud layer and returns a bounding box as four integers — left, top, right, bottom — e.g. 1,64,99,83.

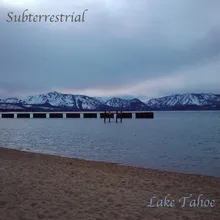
0,0,220,99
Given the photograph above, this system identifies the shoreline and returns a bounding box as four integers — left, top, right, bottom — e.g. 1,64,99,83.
0,147,220,219
1,146,219,178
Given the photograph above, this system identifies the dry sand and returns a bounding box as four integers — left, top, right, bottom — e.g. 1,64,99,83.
0,147,219,220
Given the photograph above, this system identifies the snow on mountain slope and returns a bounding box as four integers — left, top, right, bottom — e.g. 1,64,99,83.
129,98,147,110
147,93,220,108
23,91,74,106
22,91,104,109
93,97,110,104
0,104,23,109
105,97,130,108
0,92,220,110
74,95,104,110
105,97,147,110
0,98,21,104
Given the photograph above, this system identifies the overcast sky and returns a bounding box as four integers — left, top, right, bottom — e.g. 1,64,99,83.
0,0,220,99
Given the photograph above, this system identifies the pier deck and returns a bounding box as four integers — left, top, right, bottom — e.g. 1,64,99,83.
0,111,154,119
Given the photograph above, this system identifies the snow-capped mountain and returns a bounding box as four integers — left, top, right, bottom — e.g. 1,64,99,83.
23,91,105,110
0,92,220,111
105,97,147,110
0,91,105,111
105,97,131,108
147,93,220,109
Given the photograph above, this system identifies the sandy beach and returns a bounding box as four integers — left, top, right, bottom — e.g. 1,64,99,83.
0,147,219,220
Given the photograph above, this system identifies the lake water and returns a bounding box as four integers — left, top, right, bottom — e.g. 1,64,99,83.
0,111,220,177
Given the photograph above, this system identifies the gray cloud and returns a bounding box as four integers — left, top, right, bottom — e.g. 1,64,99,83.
0,0,220,98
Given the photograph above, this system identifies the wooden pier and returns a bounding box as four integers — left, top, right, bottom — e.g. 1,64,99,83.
0,111,154,121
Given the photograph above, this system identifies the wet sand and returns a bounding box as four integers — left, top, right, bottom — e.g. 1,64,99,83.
0,147,219,220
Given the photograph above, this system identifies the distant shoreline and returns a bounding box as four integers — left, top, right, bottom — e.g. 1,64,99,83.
0,109,220,112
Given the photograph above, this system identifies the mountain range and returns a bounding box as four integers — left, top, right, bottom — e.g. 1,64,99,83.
0,91,220,111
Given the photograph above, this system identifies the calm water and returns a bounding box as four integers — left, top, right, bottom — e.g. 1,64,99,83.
0,111,220,177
